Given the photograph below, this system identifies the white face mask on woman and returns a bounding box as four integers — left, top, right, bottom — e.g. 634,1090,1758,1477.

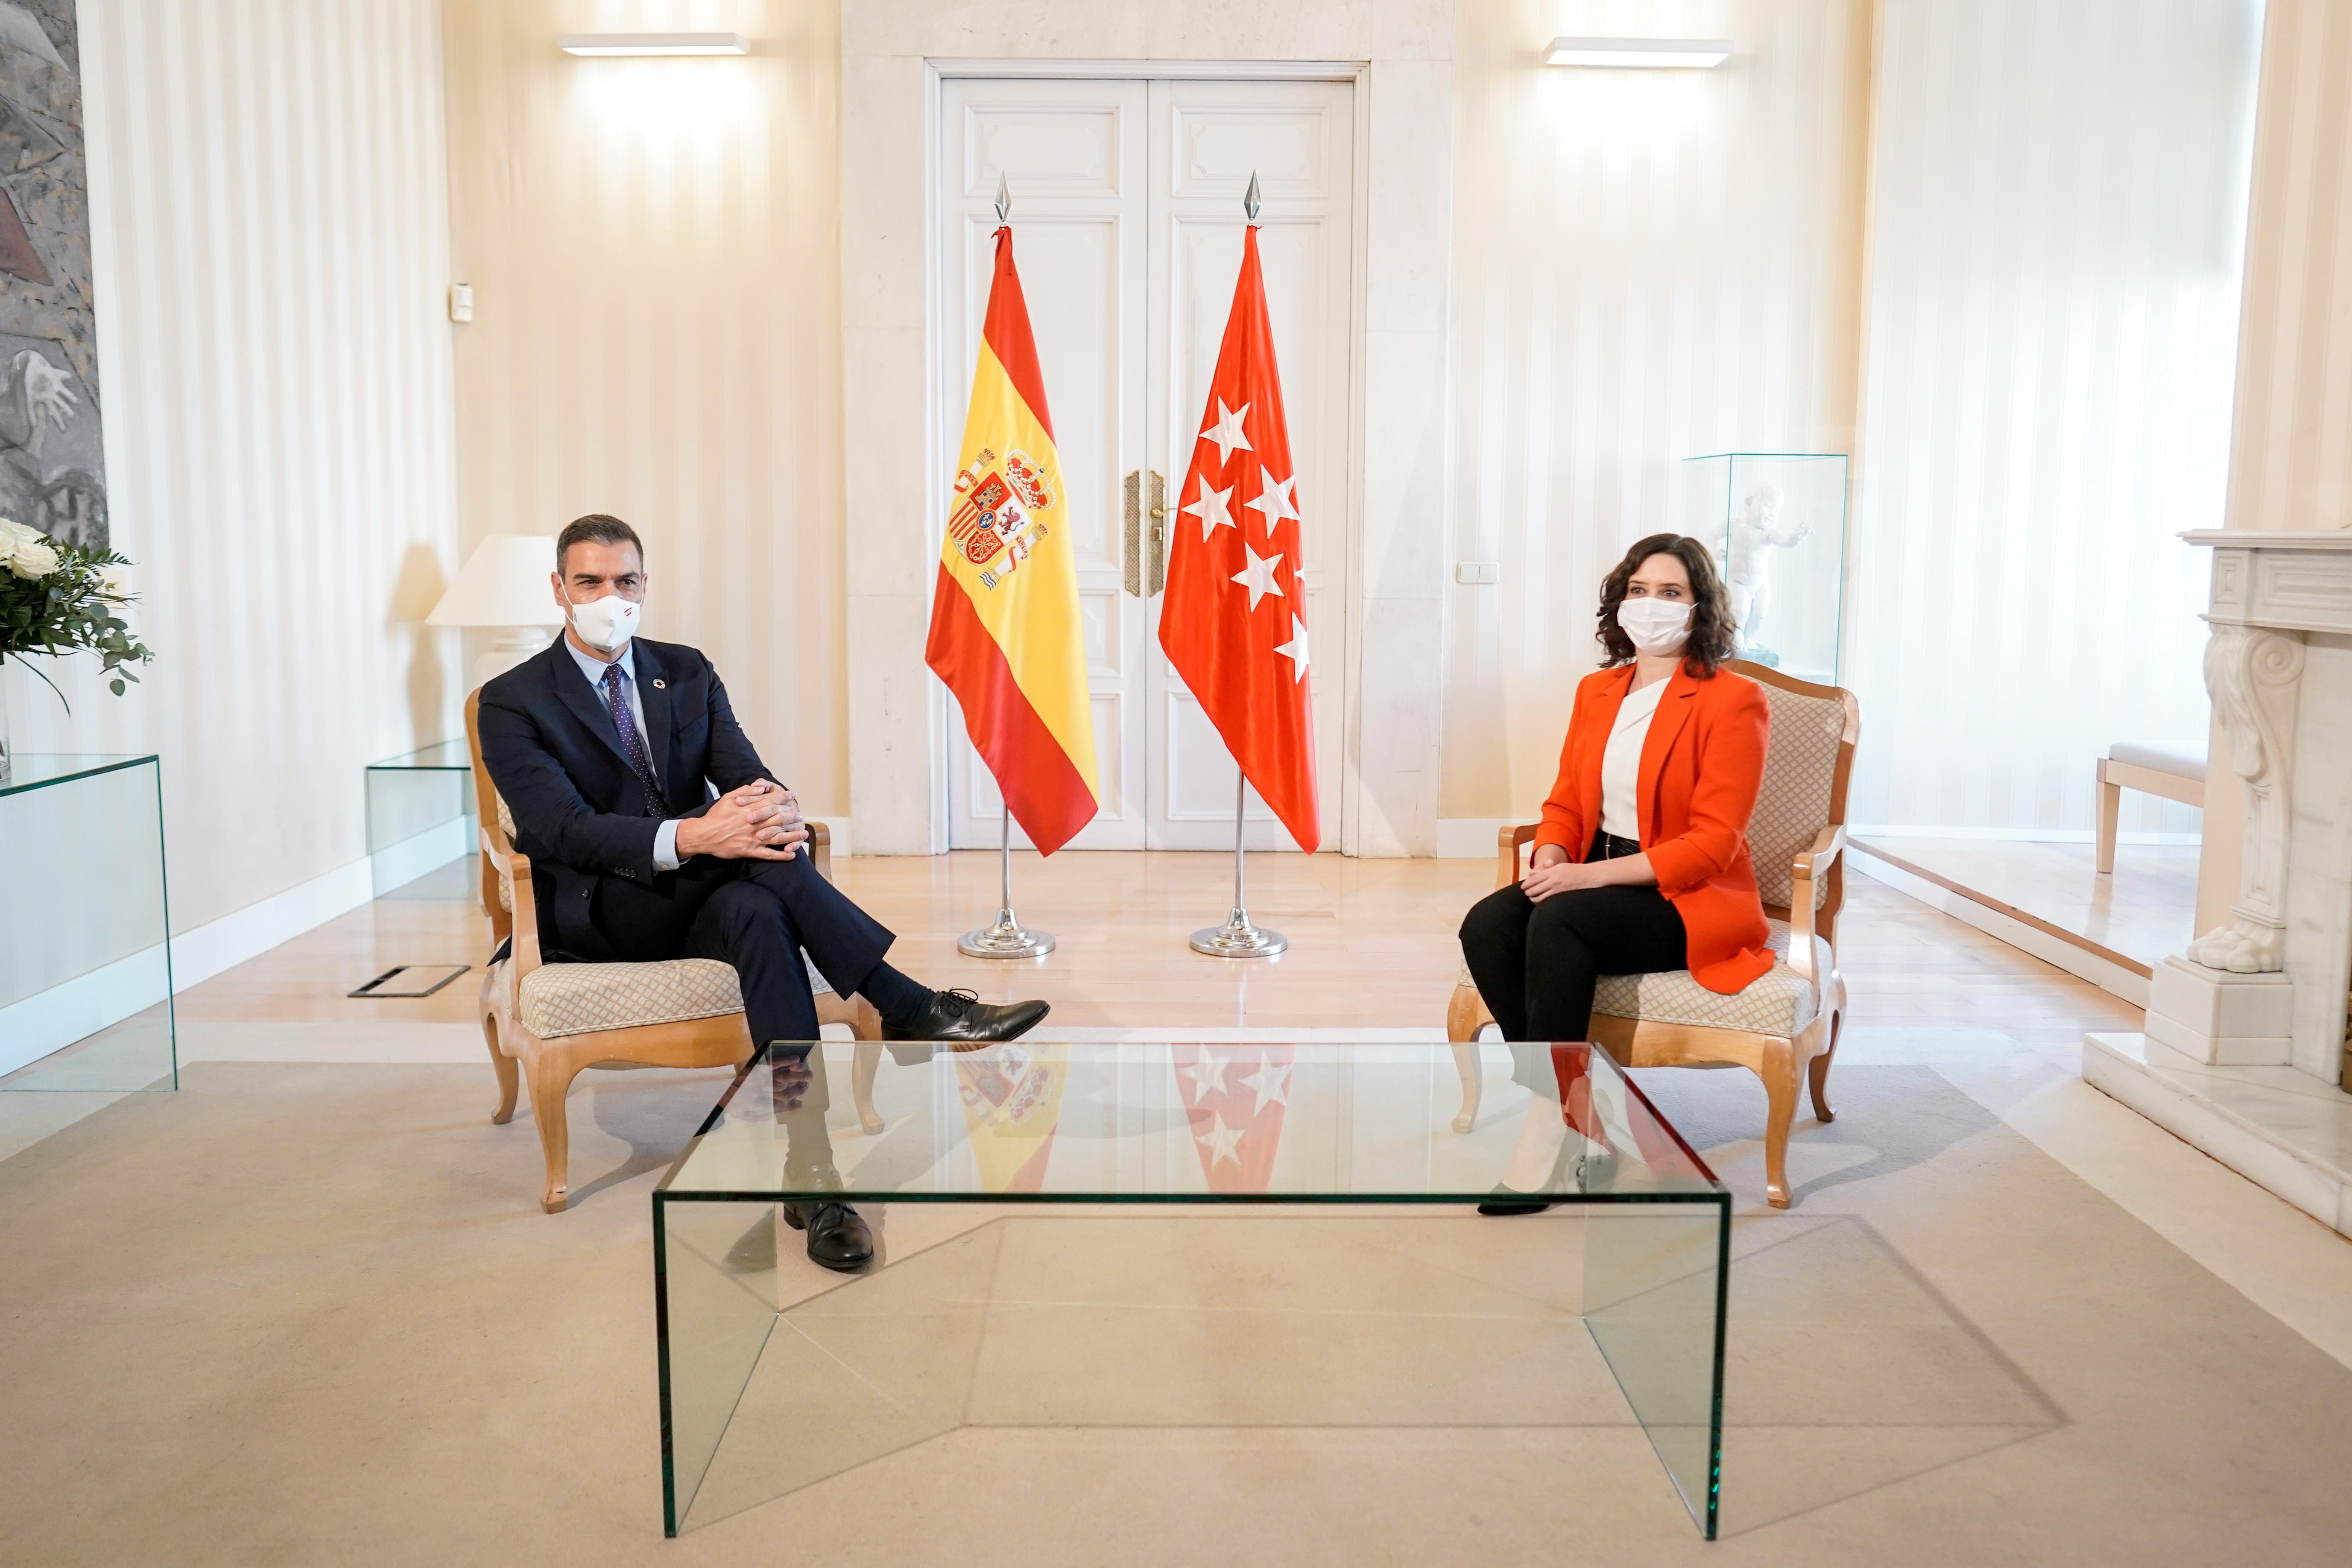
566,587,641,653
1616,595,1692,657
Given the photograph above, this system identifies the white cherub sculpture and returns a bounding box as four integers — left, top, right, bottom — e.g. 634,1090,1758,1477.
1722,484,1809,666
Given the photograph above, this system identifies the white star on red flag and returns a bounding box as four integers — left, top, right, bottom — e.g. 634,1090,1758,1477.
1182,480,1237,541
1243,467,1299,534
1198,398,1253,466
1230,546,1284,611
1274,615,1309,682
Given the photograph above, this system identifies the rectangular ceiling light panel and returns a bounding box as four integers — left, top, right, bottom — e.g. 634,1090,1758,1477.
558,33,750,56
1545,37,1731,68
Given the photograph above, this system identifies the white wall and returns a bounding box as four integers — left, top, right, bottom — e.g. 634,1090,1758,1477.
1441,0,1872,826
1844,0,2263,836
4,0,460,945
440,0,850,820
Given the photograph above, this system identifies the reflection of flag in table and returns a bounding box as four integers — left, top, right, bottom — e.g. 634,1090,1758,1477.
1170,1044,1293,1192
924,223,1099,853
956,1043,1068,1192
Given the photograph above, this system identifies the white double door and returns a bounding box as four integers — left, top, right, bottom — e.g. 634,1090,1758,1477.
939,76,1355,851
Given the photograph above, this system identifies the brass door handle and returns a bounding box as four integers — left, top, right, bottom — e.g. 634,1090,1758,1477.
1147,470,1167,595
1122,471,1142,597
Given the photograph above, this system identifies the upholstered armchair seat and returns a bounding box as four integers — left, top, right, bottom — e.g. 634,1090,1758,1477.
519,957,829,1040
1593,919,1829,1038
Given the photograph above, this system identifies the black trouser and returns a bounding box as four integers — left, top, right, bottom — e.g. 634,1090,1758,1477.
1458,833,1688,1050
582,851,895,1049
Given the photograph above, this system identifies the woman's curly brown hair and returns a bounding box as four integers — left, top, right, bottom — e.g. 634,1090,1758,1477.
1595,532,1739,677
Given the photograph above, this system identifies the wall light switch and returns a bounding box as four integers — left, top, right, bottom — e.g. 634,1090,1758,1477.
1455,561,1499,584
448,284,475,324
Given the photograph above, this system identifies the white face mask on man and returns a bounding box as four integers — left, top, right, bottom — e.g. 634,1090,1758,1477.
565,586,642,653
1615,595,1692,657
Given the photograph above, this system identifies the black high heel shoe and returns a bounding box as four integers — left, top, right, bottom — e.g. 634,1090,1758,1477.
1477,1140,1615,1215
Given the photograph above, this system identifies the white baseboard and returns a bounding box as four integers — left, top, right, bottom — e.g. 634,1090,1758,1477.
0,947,172,1078
1853,846,2150,1005
170,855,377,992
370,817,470,893
1437,818,1516,858
1850,824,2201,846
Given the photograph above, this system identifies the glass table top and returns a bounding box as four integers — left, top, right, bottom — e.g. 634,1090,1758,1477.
658,1040,1726,1205
0,752,159,798
366,739,472,771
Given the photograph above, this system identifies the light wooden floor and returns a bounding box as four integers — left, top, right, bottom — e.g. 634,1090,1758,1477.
170,848,2144,1043
1854,835,2198,974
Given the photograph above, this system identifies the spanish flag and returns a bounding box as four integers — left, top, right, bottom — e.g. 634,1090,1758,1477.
924,225,1099,853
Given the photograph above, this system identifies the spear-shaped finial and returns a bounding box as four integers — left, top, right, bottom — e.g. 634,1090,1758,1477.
995,173,1012,225
1243,170,1262,224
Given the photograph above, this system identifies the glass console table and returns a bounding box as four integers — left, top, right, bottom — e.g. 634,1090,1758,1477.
654,1040,1731,1538
0,754,176,1091
365,740,477,898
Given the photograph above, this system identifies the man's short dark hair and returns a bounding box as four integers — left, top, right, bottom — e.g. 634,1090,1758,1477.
556,513,644,576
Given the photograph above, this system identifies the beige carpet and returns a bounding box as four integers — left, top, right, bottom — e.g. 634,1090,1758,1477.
2,1058,2349,1565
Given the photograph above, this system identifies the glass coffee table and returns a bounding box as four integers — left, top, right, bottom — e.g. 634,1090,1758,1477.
653,1040,1731,1538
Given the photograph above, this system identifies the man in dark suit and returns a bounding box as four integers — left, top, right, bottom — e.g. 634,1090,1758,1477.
478,513,1047,1270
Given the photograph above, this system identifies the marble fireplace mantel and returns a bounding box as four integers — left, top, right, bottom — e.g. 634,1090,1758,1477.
2087,527,2352,1238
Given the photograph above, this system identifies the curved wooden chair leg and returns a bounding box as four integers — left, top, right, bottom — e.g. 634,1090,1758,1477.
484,1013,519,1126
1808,1008,1843,1124
851,1042,884,1134
1759,1039,1800,1210
1444,984,1486,1132
525,1048,584,1214
1448,1042,1483,1134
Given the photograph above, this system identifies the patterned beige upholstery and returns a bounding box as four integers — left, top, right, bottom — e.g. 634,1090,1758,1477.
1747,680,1845,911
520,958,744,1038
495,793,517,847
1456,919,1828,1037
517,953,839,1039
1593,918,1828,1036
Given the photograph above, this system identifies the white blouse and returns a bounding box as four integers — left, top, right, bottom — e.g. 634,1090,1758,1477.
1599,678,1670,842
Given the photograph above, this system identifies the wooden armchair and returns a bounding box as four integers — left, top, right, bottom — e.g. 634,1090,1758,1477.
1445,662,1861,1208
465,690,882,1212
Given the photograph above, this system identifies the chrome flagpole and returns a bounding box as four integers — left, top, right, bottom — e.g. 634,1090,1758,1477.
1190,772,1286,958
959,801,1055,958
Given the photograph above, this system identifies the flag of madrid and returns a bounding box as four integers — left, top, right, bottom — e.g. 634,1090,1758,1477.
1158,226,1319,852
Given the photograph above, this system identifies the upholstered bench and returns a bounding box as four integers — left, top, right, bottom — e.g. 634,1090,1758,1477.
2096,744,2205,874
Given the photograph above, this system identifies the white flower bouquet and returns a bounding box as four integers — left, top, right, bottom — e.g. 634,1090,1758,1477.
0,517,153,704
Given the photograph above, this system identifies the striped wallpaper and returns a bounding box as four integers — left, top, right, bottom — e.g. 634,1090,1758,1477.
440,0,849,817
3,0,460,932
2222,0,2352,535
1442,0,1873,819
1846,0,2263,835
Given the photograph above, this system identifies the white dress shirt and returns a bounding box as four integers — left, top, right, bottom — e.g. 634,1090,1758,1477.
1599,677,1669,842
565,638,685,872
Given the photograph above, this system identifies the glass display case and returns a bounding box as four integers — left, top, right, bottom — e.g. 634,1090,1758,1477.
366,740,477,899
1679,452,1849,685
0,754,176,1091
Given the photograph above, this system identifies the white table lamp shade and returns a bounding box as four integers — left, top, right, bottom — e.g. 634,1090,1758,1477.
429,535,567,629
429,535,568,690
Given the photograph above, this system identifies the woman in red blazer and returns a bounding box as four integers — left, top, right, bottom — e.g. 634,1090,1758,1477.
1460,533,1771,1205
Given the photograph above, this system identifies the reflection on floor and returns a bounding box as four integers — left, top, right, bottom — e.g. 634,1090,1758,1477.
1854,836,2198,997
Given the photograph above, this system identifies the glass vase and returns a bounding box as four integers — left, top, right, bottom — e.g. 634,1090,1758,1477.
0,665,12,784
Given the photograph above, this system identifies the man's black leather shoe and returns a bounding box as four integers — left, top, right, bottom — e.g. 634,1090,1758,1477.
783,1200,873,1272
881,987,1049,1048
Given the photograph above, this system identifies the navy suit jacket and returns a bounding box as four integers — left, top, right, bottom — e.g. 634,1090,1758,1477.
476,637,773,960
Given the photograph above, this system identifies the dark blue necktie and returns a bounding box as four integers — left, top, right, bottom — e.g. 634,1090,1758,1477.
601,661,665,817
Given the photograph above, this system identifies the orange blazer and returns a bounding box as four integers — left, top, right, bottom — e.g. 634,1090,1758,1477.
1535,663,1773,994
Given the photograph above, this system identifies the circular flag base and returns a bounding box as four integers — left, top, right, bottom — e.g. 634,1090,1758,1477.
1189,909,1287,959
958,908,1055,960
